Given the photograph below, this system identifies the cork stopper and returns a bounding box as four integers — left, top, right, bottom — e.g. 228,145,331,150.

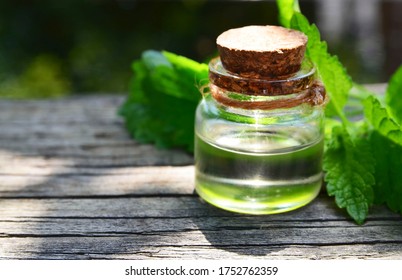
209,25,327,108
217,25,308,78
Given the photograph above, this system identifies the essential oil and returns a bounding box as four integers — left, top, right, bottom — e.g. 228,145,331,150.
195,132,323,214
194,25,327,214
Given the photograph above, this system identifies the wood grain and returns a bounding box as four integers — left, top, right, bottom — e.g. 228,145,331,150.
1,90,401,260
1,196,402,259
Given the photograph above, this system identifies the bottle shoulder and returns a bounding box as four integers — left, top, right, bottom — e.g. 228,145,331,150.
195,94,324,150
196,94,324,124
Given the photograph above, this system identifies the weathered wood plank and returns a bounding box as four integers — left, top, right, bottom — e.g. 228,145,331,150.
0,195,399,260
0,166,195,196
0,122,127,142
0,95,124,124
0,131,193,167
0,194,402,220
1,238,401,260
0,95,193,166
1,217,402,239
0,123,189,161
0,148,193,168
0,196,399,221
0,195,401,260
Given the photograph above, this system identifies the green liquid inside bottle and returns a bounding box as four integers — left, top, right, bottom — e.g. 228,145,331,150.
195,132,323,214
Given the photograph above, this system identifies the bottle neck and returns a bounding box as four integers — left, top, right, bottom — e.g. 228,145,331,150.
210,82,326,110
207,58,327,110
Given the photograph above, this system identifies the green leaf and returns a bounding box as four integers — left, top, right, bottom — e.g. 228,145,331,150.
278,1,376,224
385,65,402,124
142,50,171,70
276,0,300,28
368,131,402,213
364,95,402,145
323,126,375,224
364,95,402,213
155,51,208,102
290,13,352,119
119,50,208,152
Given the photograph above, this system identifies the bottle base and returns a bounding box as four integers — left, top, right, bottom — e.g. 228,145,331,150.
195,173,322,215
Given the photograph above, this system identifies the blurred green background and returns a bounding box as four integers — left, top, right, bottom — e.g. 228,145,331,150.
0,0,401,99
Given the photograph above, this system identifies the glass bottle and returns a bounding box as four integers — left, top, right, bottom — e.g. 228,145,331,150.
194,57,327,214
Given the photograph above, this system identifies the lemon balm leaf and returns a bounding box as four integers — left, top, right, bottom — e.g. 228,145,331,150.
278,0,352,118
368,131,402,213
277,0,300,28
278,0,373,224
364,95,402,213
385,65,402,124
119,50,208,152
323,126,375,224
290,12,352,119
364,95,402,145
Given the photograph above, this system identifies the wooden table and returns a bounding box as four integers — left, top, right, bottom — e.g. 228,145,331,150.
1,91,402,259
